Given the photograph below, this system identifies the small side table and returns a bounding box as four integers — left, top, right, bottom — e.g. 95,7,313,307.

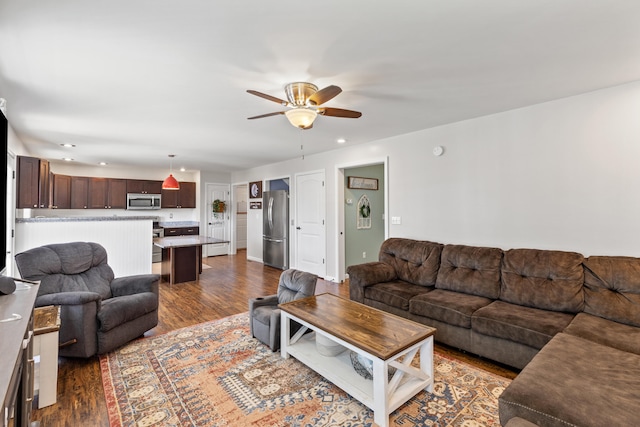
33,305,61,409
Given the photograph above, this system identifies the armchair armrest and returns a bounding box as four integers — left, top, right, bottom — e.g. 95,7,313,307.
249,294,278,312
36,291,101,307
35,291,102,358
347,262,397,303
111,274,160,297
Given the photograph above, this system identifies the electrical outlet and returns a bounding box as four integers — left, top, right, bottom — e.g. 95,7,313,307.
169,213,173,219
362,251,366,258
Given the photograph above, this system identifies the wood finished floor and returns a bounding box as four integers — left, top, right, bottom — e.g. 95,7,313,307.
31,250,517,426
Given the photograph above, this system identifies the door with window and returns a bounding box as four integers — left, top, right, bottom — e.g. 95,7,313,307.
205,183,230,257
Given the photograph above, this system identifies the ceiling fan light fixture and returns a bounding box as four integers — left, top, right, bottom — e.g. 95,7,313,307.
285,108,317,129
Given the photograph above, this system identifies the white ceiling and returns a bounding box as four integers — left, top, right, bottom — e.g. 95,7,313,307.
1,0,640,173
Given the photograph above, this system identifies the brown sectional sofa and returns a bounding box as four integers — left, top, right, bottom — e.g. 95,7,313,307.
347,238,640,427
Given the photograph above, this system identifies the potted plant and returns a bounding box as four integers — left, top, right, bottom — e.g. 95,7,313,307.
212,199,226,213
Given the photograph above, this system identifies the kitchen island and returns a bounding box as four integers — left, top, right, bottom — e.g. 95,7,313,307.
154,235,228,284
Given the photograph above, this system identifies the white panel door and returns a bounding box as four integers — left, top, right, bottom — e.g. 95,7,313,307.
295,171,326,277
206,183,230,257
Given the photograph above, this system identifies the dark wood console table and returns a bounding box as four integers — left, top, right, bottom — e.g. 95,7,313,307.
0,280,39,427
154,236,228,284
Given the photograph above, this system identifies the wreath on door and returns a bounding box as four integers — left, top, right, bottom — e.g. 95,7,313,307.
359,203,370,218
357,195,371,229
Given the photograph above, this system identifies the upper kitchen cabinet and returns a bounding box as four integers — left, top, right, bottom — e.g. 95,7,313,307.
51,174,71,209
70,176,89,209
88,178,127,209
126,179,163,194
16,155,50,208
161,181,196,208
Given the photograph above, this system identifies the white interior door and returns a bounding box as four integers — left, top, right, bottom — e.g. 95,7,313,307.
295,170,326,277
206,183,230,257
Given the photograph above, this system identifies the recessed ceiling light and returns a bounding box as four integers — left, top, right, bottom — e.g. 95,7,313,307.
99,162,108,166
60,143,76,147
180,167,186,172
62,158,73,161
337,138,347,144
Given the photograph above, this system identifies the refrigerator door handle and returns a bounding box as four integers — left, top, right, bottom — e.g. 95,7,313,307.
264,237,285,243
268,197,274,230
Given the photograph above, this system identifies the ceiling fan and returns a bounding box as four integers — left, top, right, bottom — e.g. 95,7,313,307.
247,82,362,129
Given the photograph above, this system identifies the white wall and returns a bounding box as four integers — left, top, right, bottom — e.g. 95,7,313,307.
233,80,640,279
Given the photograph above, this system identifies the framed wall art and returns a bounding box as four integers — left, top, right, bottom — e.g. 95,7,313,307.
348,176,378,190
249,181,262,199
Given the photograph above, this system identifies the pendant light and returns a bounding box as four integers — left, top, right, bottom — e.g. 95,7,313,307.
162,154,180,190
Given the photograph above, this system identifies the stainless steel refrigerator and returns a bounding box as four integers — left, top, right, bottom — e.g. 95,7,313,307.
263,190,289,270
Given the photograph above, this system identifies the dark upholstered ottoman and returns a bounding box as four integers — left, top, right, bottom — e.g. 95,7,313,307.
499,333,640,427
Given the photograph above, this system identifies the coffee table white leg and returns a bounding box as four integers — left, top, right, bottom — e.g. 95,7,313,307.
372,357,390,427
420,336,434,392
280,312,291,359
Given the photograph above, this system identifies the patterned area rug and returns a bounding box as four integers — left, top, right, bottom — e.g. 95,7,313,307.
100,313,510,426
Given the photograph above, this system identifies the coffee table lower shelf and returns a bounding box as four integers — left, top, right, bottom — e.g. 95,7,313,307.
281,314,434,427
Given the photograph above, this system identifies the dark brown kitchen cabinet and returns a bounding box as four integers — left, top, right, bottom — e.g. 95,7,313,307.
16,155,50,208
108,179,127,209
70,176,89,209
88,178,127,209
161,181,196,208
162,226,199,237
51,174,71,209
126,179,163,194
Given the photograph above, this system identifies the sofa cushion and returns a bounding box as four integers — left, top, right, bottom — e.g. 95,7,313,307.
410,289,493,329
472,301,574,349
379,238,443,286
500,248,584,313
499,333,640,427
364,280,434,311
583,256,640,327
435,244,502,299
564,312,640,355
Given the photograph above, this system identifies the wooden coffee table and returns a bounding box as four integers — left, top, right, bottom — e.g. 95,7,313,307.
280,293,436,427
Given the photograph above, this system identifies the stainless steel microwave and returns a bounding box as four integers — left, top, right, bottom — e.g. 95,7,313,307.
127,193,161,210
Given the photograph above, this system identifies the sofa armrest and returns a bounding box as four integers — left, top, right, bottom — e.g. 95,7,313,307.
111,274,160,297
347,262,397,303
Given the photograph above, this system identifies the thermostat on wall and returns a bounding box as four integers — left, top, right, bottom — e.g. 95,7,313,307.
433,146,444,156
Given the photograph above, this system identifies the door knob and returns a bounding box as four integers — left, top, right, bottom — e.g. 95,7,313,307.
296,227,301,230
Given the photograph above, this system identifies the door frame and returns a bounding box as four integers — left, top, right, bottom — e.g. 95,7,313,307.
334,157,389,283
231,182,248,254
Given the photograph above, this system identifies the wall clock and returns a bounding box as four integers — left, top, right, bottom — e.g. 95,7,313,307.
249,181,262,199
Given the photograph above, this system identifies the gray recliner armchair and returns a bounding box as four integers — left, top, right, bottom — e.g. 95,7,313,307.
249,268,318,351
15,241,160,358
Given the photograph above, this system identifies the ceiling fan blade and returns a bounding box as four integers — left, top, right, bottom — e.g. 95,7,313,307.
318,107,362,118
247,111,286,120
247,90,288,106
307,85,342,106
